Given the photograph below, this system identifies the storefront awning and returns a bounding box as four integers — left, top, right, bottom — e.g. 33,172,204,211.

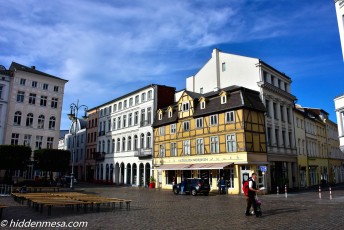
187,162,233,170
153,164,192,170
153,162,233,170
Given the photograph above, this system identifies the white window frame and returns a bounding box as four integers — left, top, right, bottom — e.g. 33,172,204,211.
183,121,190,131
195,118,203,129
182,102,189,111
170,124,176,134
196,138,204,154
170,142,177,157
183,140,190,155
226,134,236,152
159,127,165,136
210,115,218,126
225,111,235,123
210,136,219,153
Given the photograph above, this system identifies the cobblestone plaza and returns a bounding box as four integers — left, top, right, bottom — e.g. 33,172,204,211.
1,184,344,230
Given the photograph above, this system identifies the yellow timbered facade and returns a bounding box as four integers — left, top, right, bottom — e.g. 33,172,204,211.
152,86,267,194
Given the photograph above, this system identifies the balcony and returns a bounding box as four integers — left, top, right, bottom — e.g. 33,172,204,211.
134,148,152,158
93,152,105,161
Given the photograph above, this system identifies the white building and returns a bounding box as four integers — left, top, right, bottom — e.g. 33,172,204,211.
95,84,175,186
4,62,68,179
186,49,298,190
335,0,344,60
0,65,11,144
334,94,344,151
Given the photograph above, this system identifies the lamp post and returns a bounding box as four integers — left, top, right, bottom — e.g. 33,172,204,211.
67,99,88,189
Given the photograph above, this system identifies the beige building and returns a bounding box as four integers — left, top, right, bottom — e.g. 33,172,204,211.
4,62,67,179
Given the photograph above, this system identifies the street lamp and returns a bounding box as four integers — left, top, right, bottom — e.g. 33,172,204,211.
67,99,88,189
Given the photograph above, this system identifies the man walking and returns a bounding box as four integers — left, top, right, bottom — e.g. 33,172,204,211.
245,172,260,217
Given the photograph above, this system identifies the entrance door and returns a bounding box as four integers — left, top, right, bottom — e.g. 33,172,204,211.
240,166,251,194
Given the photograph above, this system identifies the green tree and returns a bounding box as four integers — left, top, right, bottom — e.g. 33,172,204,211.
0,145,32,183
34,149,71,180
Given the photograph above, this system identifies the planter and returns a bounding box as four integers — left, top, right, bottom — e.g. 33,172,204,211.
149,182,155,188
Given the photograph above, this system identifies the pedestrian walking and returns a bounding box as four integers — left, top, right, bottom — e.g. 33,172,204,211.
245,172,261,217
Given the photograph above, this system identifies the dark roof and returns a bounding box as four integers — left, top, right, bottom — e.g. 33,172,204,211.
9,62,68,82
153,86,265,127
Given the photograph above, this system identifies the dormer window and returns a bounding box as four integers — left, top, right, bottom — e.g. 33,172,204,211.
201,101,205,109
168,110,173,118
158,112,163,120
221,95,227,104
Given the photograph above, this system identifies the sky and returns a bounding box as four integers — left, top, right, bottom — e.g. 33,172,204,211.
1,0,344,130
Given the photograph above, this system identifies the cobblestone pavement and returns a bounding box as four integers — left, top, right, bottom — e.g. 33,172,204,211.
1,184,344,230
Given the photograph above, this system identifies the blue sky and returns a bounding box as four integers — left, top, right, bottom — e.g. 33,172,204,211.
1,0,344,130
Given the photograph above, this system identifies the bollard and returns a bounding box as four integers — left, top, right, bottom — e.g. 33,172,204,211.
277,186,279,196
329,187,332,200
285,184,288,198
319,186,322,199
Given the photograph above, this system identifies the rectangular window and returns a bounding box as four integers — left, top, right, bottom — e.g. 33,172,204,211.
267,127,272,146
280,106,284,122
195,118,203,129
170,142,177,157
40,96,47,106
183,140,190,155
113,118,116,130
275,129,279,146
159,127,165,136
11,133,19,145
47,137,54,149
221,95,226,104
196,138,204,154
29,93,36,104
43,83,48,90
0,86,3,99
24,134,31,146
225,111,235,123
183,121,190,131
128,113,132,126
54,86,59,92
17,91,25,102
147,107,152,124
210,136,219,153
35,136,43,149
20,78,26,85
148,90,153,99
273,103,278,120
210,115,218,126
51,97,58,108
159,144,165,157
170,124,176,134
200,101,205,109
123,115,127,128
282,131,286,147
222,62,226,72
32,81,37,88
182,102,189,111
134,111,139,125
226,134,236,152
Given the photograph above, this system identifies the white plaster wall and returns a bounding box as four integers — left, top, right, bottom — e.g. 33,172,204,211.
335,0,344,60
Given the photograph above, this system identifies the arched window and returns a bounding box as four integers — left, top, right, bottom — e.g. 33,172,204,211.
122,137,126,151
37,115,45,129
26,113,34,127
98,141,101,152
102,140,105,153
140,133,145,149
14,111,22,126
146,132,151,148
128,136,132,151
112,139,115,153
49,116,56,129
141,92,146,102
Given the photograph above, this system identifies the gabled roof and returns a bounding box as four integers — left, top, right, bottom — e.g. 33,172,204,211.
153,85,265,128
9,62,68,82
